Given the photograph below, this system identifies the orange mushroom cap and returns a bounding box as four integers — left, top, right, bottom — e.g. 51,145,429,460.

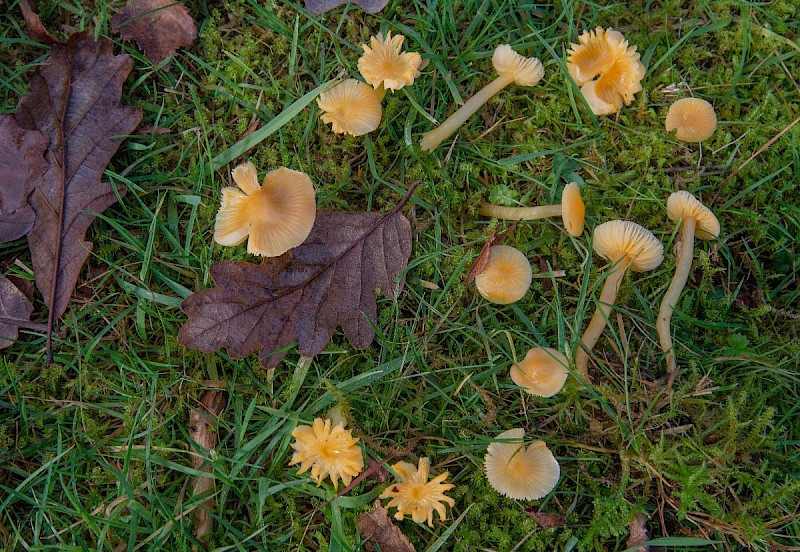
561,182,585,237
358,31,422,91
474,245,532,304
666,191,719,239
484,428,560,500
665,98,717,142
492,44,545,86
510,347,570,398
288,418,363,491
317,79,382,136
592,220,664,272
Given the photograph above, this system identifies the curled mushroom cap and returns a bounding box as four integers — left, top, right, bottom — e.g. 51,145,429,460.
317,79,382,136
215,162,316,257
593,220,664,272
484,428,560,500
474,245,532,304
665,98,717,143
567,27,645,115
492,44,545,86
289,418,363,491
358,32,422,91
666,191,720,239
511,347,570,398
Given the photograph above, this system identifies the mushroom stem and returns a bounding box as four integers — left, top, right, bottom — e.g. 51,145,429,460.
657,216,696,386
420,73,515,151
479,202,562,220
575,261,628,379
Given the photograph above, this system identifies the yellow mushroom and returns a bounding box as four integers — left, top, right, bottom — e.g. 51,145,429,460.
484,428,560,500
479,182,585,237
317,79,383,136
510,347,570,398
665,98,717,142
474,245,532,305
358,31,422,96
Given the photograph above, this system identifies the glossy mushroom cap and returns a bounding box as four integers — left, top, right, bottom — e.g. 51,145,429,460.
358,32,422,91
474,245,533,304
484,428,560,500
666,191,720,239
317,79,382,136
561,182,585,237
593,220,664,272
567,27,645,115
510,347,570,398
492,44,544,86
214,162,316,257
665,98,717,142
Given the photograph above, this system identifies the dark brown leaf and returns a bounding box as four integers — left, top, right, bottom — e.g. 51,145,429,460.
358,501,416,552
189,384,227,539
304,0,390,14
18,0,59,45
0,274,34,349
112,0,198,66
0,115,48,243
15,32,143,358
525,504,566,529
179,191,414,369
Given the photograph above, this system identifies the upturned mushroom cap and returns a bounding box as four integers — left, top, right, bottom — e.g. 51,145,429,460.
561,182,585,237
474,245,532,304
492,44,544,86
214,162,316,257
666,191,720,240
317,79,382,136
510,347,570,398
484,428,560,500
593,220,664,272
665,98,717,142
358,31,422,91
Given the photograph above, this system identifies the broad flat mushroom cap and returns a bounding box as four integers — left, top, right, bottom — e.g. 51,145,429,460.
474,245,533,304
484,428,560,500
666,191,720,240
561,182,585,237
317,79,383,136
510,347,570,398
358,31,422,91
665,98,717,142
214,162,316,257
492,44,544,86
593,220,664,272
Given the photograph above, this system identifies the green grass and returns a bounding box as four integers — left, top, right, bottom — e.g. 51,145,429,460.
1,0,799,550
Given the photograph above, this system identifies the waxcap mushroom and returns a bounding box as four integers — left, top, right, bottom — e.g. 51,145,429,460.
666,191,720,240
289,418,363,491
511,347,570,398
561,182,585,237
214,162,316,257
665,98,717,142
492,44,545,86
593,220,664,272
474,245,532,304
478,182,585,237
358,31,422,92
484,428,560,500
317,79,382,136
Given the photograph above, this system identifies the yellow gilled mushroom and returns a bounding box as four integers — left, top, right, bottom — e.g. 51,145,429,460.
214,162,316,257
484,428,560,501
566,27,645,116
479,182,585,237
575,220,664,378
420,44,544,152
358,31,422,98
510,347,570,398
657,191,719,383
665,98,717,142
317,79,383,136
474,245,532,305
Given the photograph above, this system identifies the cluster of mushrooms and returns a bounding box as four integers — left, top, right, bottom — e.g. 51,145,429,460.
209,26,723,525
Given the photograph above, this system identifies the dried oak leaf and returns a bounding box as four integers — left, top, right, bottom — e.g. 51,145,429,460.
0,274,34,349
358,501,416,552
15,32,142,354
0,115,48,243
18,0,59,45
112,0,198,66
189,385,227,539
626,513,650,552
179,198,413,369
305,0,390,15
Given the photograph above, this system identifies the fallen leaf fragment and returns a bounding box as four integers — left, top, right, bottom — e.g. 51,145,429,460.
358,501,416,552
18,0,59,45
305,0,390,14
626,513,650,552
15,32,143,359
179,187,414,369
0,274,34,349
112,0,198,65
525,505,566,529
188,384,227,539
0,115,48,243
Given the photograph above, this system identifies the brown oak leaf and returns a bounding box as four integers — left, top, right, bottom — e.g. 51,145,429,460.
18,0,59,45
178,191,414,369
358,501,416,552
112,0,198,66
0,115,48,243
0,274,34,349
15,32,143,358
304,0,390,14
